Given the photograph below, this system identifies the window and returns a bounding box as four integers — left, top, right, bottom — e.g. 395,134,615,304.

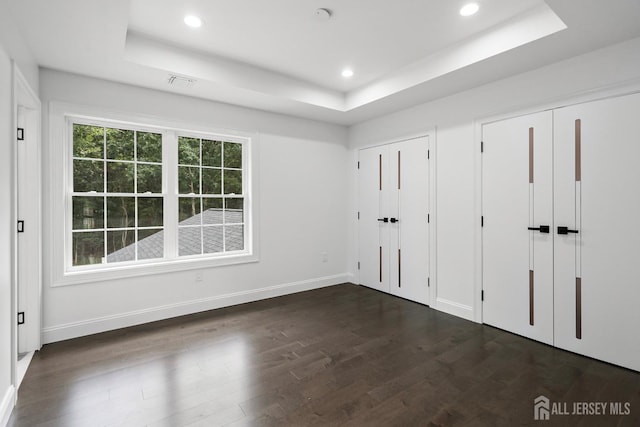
64,114,254,277
177,136,245,256
72,124,164,265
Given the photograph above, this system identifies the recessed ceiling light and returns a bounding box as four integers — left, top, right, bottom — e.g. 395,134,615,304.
184,15,202,28
342,69,354,78
459,3,479,17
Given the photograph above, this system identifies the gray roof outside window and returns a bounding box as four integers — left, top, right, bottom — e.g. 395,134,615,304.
107,209,243,262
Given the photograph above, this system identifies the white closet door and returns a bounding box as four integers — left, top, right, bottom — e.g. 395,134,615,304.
359,145,390,292
482,111,554,345
554,93,640,371
388,137,430,305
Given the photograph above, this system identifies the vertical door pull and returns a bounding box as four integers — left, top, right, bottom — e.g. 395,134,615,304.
557,226,579,235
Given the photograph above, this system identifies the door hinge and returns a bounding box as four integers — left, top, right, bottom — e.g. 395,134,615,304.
357,161,360,169
17,220,25,233
427,150,430,159
428,213,430,223
481,290,484,301
481,141,484,153
357,261,360,270
427,277,430,287
481,216,484,227
17,128,24,141
357,211,360,220
17,312,25,325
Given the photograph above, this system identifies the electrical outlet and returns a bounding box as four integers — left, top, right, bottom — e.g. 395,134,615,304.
195,271,203,282
321,252,328,263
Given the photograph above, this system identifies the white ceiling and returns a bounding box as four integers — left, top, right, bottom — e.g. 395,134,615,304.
7,0,640,125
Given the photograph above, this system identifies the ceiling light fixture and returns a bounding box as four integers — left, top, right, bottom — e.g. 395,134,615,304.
459,3,479,17
341,69,354,78
184,15,203,28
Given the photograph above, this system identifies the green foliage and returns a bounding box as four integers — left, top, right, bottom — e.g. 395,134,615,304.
106,128,134,160
73,124,103,159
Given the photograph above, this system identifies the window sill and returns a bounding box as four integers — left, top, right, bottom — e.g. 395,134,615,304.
52,252,259,287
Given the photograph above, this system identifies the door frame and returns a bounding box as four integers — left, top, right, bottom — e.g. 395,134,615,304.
11,63,42,393
475,81,640,324
355,128,437,307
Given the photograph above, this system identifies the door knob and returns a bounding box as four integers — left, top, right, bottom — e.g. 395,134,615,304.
377,217,389,223
557,226,579,235
390,218,399,223
528,225,550,233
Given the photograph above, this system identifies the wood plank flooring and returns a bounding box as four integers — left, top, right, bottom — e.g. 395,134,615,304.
8,284,640,426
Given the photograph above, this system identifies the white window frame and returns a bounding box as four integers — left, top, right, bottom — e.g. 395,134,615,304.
47,102,259,287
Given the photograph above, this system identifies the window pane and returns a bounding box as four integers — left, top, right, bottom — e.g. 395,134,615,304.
179,166,200,194
202,198,223,225
203,226,223,254
202,168,221,194
138,197,163,227
225,225,244,251
137,164,162,193
74,159,104,192
178,137,200,166
73,196,104,230
137,132,162,163
178,197,201,224
106,128,134,160
202,140,221,167
107,197,136,228
223,169,242,194
106,230,135,263
179,227,202,256
107,162,134,193
224,142,242,168
225,198,243,224
138,228,164,260
72,231,104,266
73,124,103,159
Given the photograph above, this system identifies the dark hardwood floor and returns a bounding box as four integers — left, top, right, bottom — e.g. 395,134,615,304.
8,284,640,426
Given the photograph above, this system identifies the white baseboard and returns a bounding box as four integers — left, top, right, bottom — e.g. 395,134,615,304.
435,297,475,321
43,274,349,344
0,385,16,427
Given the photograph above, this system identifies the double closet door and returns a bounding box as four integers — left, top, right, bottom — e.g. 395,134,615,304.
358,137,430,305
482,92,640,371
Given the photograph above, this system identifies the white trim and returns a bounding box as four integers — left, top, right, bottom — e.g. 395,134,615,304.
16,352,34,389
47,101,261,287
0,385,16,427
428,128,437,308
42,274,349,344
435,297,474,321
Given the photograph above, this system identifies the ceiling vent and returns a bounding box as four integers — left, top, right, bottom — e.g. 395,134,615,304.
167,75,196,88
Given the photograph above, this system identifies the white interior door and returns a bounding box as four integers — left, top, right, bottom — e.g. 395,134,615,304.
388,137,429,305
482,111,554,345
554,93,640,371
14,67,42,357
358,145,390,293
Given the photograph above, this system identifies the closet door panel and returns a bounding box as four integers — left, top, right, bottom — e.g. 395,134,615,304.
482,111,554,345
388,137,429,305
554,93,640,371
359,145,390,292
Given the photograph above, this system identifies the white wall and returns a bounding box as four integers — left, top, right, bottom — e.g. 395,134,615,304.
348,37,640,321
40,69,349,343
